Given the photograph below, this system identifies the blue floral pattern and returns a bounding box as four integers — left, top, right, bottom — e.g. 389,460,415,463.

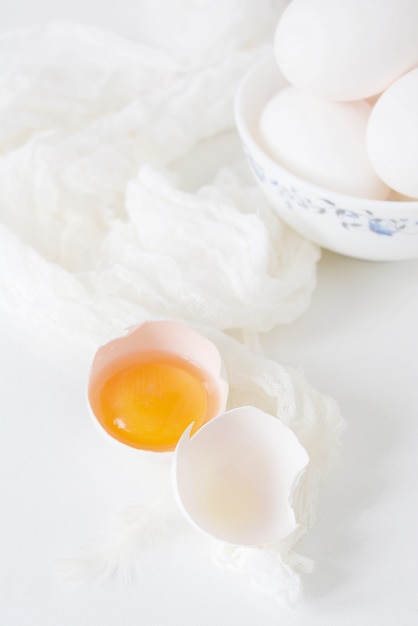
245,148,418,237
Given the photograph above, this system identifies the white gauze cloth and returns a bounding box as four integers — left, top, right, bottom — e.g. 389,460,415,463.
0,18,319,346
0,7,343,606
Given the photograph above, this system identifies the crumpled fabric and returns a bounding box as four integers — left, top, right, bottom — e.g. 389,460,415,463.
0,161,319,345
0,5,343,605
208,330,344,607
0,18,320,346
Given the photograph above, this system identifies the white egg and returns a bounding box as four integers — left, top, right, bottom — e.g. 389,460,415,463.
172,406,309,545
387,189,418,202
259,86,390,199
274,0,418,101
366,68,418,200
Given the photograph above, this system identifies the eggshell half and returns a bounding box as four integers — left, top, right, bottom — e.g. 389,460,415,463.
88,321,229,451
172,406,309,545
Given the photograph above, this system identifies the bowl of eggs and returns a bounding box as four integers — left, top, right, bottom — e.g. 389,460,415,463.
235,0,418,261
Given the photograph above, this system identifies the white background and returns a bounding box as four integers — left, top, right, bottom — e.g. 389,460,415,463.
1,2,418,625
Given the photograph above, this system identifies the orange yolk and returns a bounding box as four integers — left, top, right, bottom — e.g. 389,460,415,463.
97,357,209,451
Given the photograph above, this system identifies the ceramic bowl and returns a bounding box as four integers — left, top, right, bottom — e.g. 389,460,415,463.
234,55,418,261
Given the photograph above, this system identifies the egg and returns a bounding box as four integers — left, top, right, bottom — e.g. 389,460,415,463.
388,189,418,202
172,406,309,545
274,0,418,101
366,68,418,199
88,321,229,452
259,86,390,199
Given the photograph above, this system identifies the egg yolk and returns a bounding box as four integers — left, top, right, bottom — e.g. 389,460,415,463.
96,356,209,451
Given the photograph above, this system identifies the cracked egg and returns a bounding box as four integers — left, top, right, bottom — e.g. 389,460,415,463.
88,321,228,452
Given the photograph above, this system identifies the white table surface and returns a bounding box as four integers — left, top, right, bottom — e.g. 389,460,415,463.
2,245,418,626
2,3,418,625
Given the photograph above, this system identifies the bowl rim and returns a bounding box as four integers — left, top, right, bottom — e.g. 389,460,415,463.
234,53,418,213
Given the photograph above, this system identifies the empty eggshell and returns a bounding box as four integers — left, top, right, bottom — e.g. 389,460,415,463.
259,86,390,199
88,321,229,452
172,406,309,546
366,68,418,199
274,0,418,101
